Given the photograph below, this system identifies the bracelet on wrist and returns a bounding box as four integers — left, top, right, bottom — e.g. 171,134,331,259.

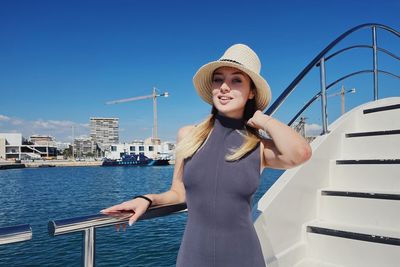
133,195,153,210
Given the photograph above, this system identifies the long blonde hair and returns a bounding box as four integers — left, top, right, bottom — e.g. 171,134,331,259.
175,96,262,162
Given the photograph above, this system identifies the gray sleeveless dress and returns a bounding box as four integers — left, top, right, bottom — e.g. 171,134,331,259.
176,113,266,267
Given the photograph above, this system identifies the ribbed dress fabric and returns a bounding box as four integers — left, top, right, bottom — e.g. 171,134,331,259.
176,113,266,267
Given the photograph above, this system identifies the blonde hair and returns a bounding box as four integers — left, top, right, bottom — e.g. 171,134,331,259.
175,103,262,162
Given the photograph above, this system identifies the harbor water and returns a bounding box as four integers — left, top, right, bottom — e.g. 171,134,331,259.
0,166,283,266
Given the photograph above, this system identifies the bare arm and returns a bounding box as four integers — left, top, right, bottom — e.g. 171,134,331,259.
247,110,312,170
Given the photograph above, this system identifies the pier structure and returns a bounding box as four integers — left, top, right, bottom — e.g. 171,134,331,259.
0,133,58,160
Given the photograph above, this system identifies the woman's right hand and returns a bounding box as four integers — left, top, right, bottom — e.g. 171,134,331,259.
100,197,151,226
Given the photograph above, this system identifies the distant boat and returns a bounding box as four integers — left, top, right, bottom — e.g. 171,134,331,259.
0,163,26,170
38,164,56,168
101,153,169,167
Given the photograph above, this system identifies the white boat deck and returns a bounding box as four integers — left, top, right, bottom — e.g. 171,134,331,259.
255,97,400,267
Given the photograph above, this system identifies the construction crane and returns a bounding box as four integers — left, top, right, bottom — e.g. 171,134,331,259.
292,116,307,138
327,85,356,115
106,87,169,147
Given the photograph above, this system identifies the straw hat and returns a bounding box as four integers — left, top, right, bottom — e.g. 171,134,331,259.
193,44,272,111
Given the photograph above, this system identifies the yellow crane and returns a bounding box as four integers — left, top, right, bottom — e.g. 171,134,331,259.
106,87,169,156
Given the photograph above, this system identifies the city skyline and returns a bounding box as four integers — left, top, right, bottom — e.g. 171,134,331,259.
1,1,399,142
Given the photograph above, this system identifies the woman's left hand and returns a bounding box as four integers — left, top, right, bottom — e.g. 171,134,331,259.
246,110,272,131
247,110,312,170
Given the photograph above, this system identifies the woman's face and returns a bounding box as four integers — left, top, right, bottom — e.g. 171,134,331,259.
211,66,255,119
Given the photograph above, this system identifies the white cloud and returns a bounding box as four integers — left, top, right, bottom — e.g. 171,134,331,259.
11,119,23,125
305,123,322,136
0,116,89,142
0,114,10,121
32,119,77,129
79,123,90,128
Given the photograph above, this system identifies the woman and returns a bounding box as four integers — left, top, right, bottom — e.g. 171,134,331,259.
101,44,312,266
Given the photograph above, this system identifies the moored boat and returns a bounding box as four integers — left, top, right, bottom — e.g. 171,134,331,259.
101,153,169,167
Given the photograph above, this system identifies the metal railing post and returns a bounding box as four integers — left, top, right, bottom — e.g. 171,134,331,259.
82,227,95,267
319,57,329,134
372,26,379,100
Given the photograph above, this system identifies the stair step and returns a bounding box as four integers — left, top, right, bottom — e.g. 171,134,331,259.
318,188,400,230
345,129,400,137
363,103,400,114
336,159,400,165
294,258,343,267
305,221,400,266
307,221,400,246
341,133,400,159
321,190,400,200
329,161,400,191
357,103,400,131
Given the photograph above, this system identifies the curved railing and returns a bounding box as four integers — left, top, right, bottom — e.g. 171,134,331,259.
265,23,400,134
48,203,187,267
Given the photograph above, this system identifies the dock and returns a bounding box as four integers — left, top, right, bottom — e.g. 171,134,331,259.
24,160,102,168
0,163,26,170
0,160,102,169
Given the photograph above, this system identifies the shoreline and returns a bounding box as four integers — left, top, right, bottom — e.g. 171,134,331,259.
1,160,175,169
0,160,102,169
25,161,102,168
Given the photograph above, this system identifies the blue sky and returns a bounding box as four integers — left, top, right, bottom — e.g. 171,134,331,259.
0,0,399,142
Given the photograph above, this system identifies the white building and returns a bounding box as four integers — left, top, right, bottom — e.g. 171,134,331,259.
0,133,58,160
29,135,56,147
74,137,95,157
0,133,22,160
55,141,71,151
104,140,175,160
90,117,119,149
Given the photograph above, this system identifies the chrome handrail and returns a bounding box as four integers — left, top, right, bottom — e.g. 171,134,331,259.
48,203,187,267
265,23,400,134
0,224,32,245
288,70,400,127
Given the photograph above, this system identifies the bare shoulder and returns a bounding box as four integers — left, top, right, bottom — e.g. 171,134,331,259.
177,125,196,142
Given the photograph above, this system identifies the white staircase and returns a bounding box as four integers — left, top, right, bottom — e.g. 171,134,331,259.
254,97,400,267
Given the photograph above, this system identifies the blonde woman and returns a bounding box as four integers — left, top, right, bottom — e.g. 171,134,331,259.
102,44,312,266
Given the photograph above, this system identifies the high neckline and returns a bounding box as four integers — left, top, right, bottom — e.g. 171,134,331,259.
215,113,245,130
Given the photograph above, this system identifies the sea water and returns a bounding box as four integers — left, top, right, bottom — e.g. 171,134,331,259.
0,166,283,266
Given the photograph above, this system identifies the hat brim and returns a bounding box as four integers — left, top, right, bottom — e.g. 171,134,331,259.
193,60,272,111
